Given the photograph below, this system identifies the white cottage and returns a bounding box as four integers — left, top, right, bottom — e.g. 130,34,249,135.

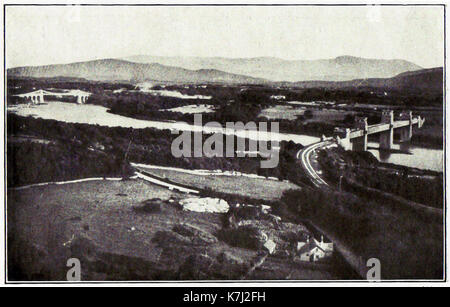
314,236,333,256
296,235,333,262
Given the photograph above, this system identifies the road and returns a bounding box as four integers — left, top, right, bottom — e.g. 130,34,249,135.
297,140,369,278
297,140,335,189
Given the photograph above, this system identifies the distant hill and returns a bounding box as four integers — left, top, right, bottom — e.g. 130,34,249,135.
123,55,423,82
291,67,443,95
7,59,268,84
383,67,443,93
7,57,434,91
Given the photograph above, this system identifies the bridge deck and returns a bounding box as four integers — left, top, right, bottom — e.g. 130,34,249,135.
348,118,419,139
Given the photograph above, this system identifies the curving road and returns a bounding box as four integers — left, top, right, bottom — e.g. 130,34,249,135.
297,140,335,189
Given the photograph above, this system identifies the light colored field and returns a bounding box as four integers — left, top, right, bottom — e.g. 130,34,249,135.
259,105,355,123
136,165,300,200
259,105,305,120
9,179,180,259
163,104,215,114
136,84,212,99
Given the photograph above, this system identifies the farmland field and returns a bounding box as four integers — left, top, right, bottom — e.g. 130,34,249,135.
135,165,301,200
259,105,306,120
259,105,356,123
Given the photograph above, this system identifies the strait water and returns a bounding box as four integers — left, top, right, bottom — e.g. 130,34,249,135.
9,101,443,172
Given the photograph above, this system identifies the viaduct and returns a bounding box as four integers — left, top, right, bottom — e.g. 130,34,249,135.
336,110,425,151
300,110,426,189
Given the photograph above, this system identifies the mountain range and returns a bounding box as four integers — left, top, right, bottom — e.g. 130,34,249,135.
8,55,426,84
122,55,423,82
7,59,267,84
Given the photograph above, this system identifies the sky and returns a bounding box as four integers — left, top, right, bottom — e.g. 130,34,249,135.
5,5,445,68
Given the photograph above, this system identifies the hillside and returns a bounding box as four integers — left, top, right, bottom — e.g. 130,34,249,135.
385,67,443,93
123,55,423,82
291,67,443,95
7,59,268,84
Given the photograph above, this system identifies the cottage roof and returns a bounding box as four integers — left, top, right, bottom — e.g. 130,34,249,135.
297,240,325,255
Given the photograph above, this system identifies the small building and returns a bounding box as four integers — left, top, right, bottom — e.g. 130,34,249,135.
314,236,333,257
296,235,333,262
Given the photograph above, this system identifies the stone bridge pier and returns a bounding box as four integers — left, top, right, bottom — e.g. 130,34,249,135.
352,117,368,151
398,111,413,142
24,90,44,104
379,110,394,150
336,128,352,151
77,95,88,104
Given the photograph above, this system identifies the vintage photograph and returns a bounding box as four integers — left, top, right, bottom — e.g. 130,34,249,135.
4,4,445,282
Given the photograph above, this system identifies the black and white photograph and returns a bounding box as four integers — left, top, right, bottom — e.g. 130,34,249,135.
2,3,446,286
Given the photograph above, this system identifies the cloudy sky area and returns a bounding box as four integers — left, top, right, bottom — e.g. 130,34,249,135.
6,5,444,68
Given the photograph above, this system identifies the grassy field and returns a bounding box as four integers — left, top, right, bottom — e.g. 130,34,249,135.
305,108,356,124
8,179,341,281
135,166,300,201
259,105,355,123
259,105,306,120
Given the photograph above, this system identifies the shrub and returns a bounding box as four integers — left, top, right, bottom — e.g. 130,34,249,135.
217,225,266,250
133,199,162,214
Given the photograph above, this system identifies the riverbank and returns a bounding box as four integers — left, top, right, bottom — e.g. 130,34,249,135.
318,147,443,208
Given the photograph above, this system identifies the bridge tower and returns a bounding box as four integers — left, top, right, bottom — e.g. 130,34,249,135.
418,116,425,128
335,128,352,151
25,90,44,104
37,89,45,104
398,111,413,142
379,110,394,150
352,117,368,151
75,91,89,104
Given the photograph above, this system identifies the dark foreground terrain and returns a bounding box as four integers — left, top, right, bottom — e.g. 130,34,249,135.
7,180,356,281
